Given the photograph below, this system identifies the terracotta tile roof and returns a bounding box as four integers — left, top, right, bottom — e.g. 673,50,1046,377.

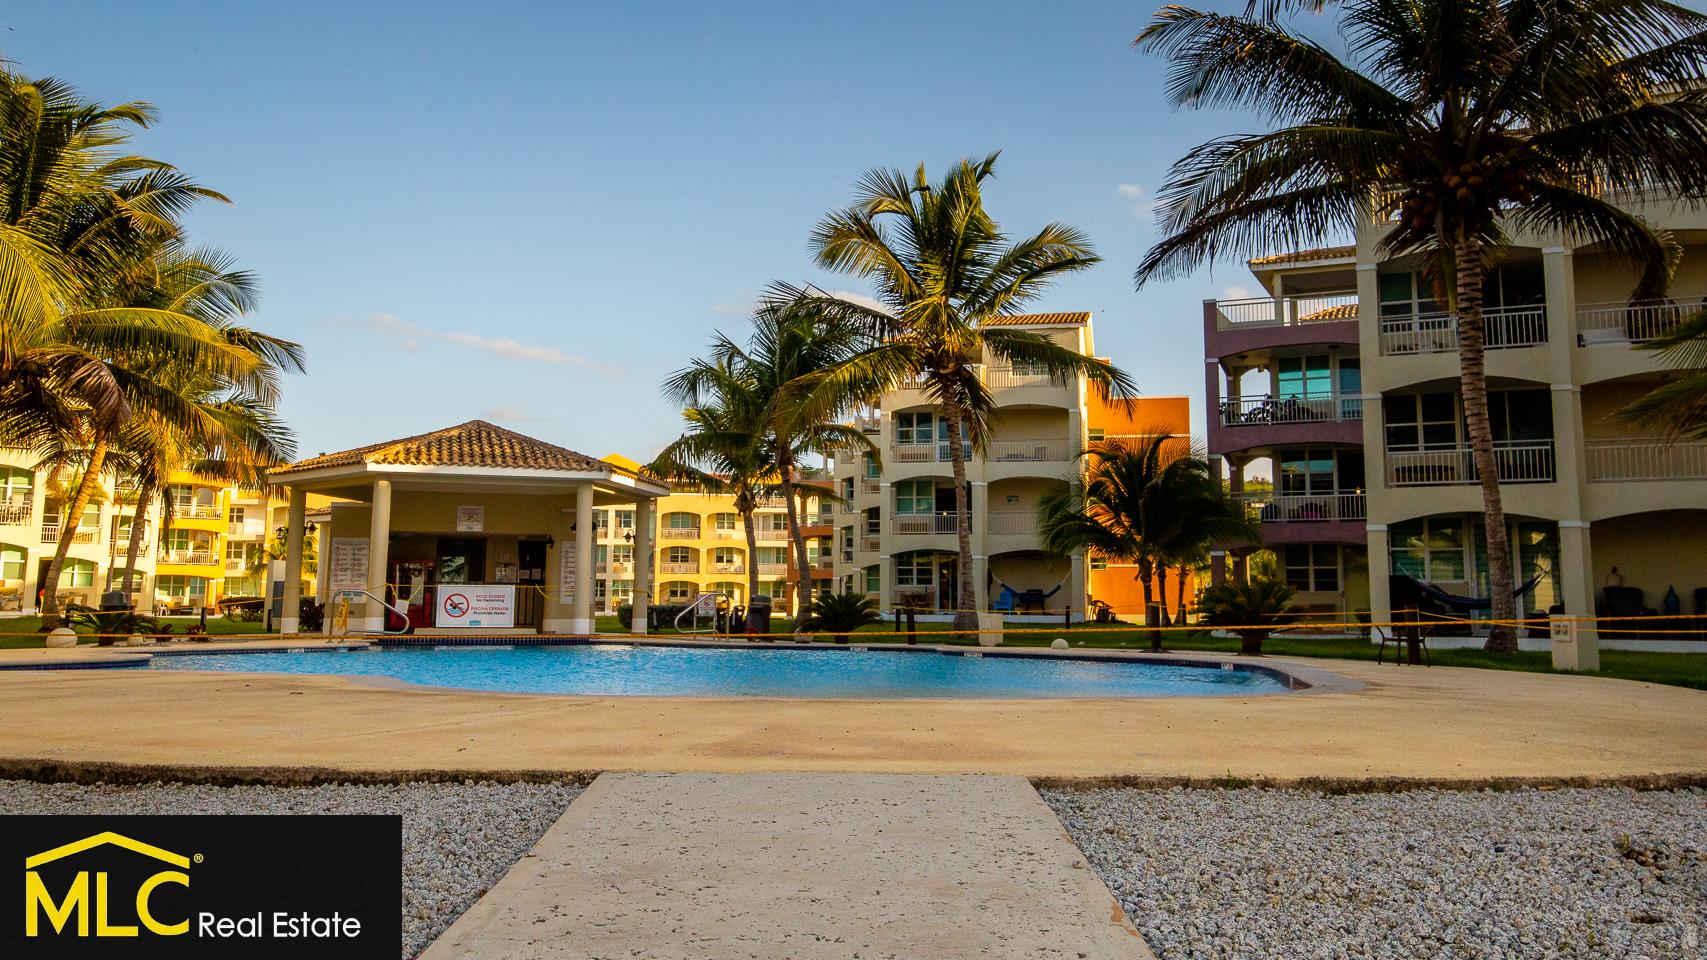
980,311,1091,327
1247,245,1356,268
1299,303,1359,322
276,421,640,478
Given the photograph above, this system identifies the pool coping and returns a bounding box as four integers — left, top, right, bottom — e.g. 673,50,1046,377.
0,635,1362,697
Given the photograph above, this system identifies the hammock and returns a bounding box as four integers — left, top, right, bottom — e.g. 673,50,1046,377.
991,574,1066,612
1394,573,1544,612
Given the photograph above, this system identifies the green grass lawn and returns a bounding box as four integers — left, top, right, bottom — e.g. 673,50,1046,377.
0,615,270,648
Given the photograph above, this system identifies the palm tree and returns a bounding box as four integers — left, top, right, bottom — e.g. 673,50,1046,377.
1133,1,1707,651
1621,308,1707,437
808,154,1138,630
654,357,774,608
1040,436,1251,650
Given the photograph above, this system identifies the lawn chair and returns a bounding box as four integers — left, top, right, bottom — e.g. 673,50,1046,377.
1374,623,1431,666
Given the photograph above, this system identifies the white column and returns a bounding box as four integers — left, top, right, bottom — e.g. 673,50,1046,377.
571,481,595,634
630,496,653,634
362,478,391,632
1366,523,1391,643
972,554,989,613
970,480,989,607
1069,550,1087,621
280,487,306,634
879,554,894,611
1557,520,1598,662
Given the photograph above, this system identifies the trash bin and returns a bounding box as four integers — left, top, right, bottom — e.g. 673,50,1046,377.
99,590,130,612
747,595,772,636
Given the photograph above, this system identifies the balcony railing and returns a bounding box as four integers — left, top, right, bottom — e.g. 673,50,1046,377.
1242,492,1367,522
859,534,881,552
1386,441,1556,486
659,527,700,540
854,415,882,433
985,512,1037,535
169,502,222,519
892,512,964,535
893,441,948,462
711,562,745,574
1379,305,1547,355
985,366,1064,389
1577,300,1698,346
1213,293,1358,330
757,562,789,575
754,524,789,540
41,524,97,544
711,528,740,539
1586,438,1707,482
1219,394,1363,426
0,497,32,526
860,478,880,495
659,562,699,575
608,560,634,576
158,549,218,565
986,437,1069,462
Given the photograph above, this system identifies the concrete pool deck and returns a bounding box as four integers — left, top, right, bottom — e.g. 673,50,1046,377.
421,772,1154,960
0,639,1701,782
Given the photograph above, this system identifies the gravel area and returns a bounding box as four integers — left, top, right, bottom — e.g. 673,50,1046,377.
0,778,582,958
1042,785,1706,960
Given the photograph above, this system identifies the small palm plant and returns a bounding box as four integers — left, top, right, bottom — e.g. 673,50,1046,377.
800,592,883,644
1196,578,1299,656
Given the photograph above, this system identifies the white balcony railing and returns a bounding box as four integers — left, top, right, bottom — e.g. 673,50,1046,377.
711,528,740,539
1243,492,1367,522
1586,438,1707,482
892,512,963,535
158,549,218,565
893,441,948,462
711,562,746,574
1379,306,1548,355
860,479,880,495
658,527,700,540
859,535,881,552
1577,300,1699,345
1219,395,1363,426
41,524,98,545
1213,292,1358,330
0,498,32,526
1386,441,1556,486
985,512,1037,535
985,367,1064,390
169,501,222,519
608,561,634,576
986,437,1070,462
854,415,882,433
659,562,699,575
756,562,789,575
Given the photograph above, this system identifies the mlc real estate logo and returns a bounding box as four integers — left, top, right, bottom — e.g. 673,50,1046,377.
5,814,400,959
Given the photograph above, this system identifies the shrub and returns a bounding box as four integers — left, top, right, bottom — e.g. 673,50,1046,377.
1196,577,1300,655
800,592,883,643
66,608,168,646
298,599,325,632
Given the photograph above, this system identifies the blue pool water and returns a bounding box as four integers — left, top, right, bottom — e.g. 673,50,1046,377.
148,644,1295,699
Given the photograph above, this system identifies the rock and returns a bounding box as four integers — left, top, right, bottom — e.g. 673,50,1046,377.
1050,638,1069,649
44,627,77,648
125,634,151,646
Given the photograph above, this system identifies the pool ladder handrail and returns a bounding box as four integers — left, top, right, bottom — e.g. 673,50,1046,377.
673,591,731,634
330,589,414,636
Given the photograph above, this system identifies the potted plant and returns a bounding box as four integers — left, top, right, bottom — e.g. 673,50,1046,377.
799,592,883,644
1196,577,1300,655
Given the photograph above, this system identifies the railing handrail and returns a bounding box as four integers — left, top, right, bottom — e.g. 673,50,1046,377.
1219,393,1364,425
1238,491,1368,522
1585,436,1707,482
1386,440,1556,485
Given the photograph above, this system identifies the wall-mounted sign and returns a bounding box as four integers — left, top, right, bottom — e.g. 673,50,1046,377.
455,505,485,532
329,538,369,595
558,541,576,604
436,585,515,628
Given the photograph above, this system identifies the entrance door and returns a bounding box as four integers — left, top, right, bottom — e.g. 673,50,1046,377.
516,540,546,628
936,555,958,611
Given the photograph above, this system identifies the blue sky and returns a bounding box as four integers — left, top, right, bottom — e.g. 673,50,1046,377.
4,1,1274,461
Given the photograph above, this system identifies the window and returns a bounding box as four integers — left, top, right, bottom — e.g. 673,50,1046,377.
609,580,634,603
1277,449,1336,496
863,507,881,536
710,581,741,598
862,454,880,479
1276,355,1332,399
757,546,788,566
841,478,854,502
0,468,31,502
894,479,935,515
713,513,737,531
665,582,694,602
666,546,693,564
1283,544,1340,591
616,510,635,530
1489,389,1552,443
1377,271,1443,323
60,559,95,587
1384,393,1458,451
594,579,609,602
226,542,248,563
895,411,934,444
1487,262,1545,310
610,544,634,564
864,566,881,594
894,551,933,587
1390,518,1467,581
595,544,609,566
713,547,739,566
0,545,24,580
224,575,259,597
228,506,245,525
666,512,696,530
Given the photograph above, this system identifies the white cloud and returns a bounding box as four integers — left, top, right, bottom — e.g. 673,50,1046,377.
709,295,757,318
359,314,619,372
1116,183,1144,199
367,314,421,351
481,405,546,424
1116,183,1150,220
827,290,891,315
1222,286,1254,300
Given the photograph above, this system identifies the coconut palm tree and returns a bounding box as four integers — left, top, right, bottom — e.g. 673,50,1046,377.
1133,0,1707,651
1621,307,1707,438
654,357,775,608
1040,436,1251,650
808,154,1138,630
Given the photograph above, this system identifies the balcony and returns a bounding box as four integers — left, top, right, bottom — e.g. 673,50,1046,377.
41,524,97,545
0,497,32,526
984,366,1063,390
1244,492,1367,522
1577,300,1696,346
986,437,1069,462
1206,294,1360,356
860,478,880,495
170,502,222,519
1586,438,1707,482
854,415,882,434
1378,305,1547,356
159,549,218,565
859,534,881,552
711,528,740,539
754,525,789,541
892,512,964,535
1219,395,1362,426
608,560,634,576
985,512,1036,535
1386,441,1555,486
659,527,701,540
893,441,947,463
659,562,700,575
757,562,788,575
710,561,746,574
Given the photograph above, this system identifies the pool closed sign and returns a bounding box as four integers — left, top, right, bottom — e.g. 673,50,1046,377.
436,586,515,628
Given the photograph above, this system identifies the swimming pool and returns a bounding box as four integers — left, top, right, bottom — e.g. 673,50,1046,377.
148,644,1298,699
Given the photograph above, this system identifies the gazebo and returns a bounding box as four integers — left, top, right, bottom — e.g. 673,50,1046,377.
267,420,669,635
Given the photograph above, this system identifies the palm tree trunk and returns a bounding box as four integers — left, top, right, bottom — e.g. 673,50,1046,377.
1175,564,1190,626
1138,561,1160,651
740,499,760,620
1156,565,1170,627
119,476,156,606
779,461,812,633
40,439,109,624
941,396,977,632
1453,234,1517,652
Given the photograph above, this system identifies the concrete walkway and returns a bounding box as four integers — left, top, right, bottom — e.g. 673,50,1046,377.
422,773,1154,960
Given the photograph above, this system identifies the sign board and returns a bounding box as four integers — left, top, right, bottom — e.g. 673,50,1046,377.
558,540,577,604
455,505,484,532
329,538,369,595
435,585,515,628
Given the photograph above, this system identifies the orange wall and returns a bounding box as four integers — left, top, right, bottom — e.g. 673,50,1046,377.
1090,565,1194,618
1086,394,1190,438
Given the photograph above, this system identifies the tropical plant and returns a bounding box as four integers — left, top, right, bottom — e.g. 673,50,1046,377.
1621,307,1707,438
1133,0,1707,652
808,153,1138,630
1040,435,1254,650
1196,577,1300,656
65,608,165,646
800,591,884,643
